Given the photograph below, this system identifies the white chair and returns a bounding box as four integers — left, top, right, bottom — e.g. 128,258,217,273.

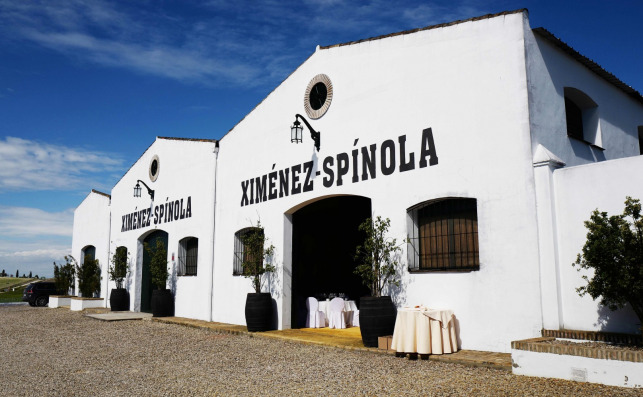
305,297,326,328
328,297,348,329
347,300,359,327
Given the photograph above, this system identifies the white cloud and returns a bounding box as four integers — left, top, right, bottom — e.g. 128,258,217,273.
0,241,70,278
0,205,74,277
0,206,73,237
0,137,124,192
0,0,489,89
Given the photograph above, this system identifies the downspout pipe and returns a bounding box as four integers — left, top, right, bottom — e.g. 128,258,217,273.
209,141,220,321
105,200,112,308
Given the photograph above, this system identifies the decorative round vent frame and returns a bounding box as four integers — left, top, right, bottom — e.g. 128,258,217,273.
149,155,160,182
304,74,333,119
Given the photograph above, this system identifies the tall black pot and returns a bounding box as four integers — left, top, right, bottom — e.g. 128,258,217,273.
151,289,174,317
110,288,130,311
359,296,397,347
245,293,273,332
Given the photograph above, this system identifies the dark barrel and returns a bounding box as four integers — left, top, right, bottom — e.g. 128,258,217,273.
110,288,130,311
151,289,174,317
359,296,397,347
245,293,273,332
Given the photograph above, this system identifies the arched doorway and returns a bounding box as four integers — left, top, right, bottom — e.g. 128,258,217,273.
140,230,168,312
291,195,371,328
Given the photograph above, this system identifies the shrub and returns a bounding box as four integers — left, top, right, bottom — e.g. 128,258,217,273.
240,221,275,293
76,255,101,297
53,255,76,295
145,239,168,290
354,216,401,297
574,196,643,326
108,247,129,289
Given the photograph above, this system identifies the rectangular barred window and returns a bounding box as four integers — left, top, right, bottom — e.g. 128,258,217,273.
408,198,479,271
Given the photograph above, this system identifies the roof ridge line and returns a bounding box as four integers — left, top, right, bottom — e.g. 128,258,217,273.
319,8,528,50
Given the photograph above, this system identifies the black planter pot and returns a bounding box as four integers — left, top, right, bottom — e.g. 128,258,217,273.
109,288,130,311
359,296,397,347
245,293,273,332
151,289,174,317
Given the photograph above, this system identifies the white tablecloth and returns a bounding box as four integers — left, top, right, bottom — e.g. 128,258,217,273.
390,308,457,355
317,300,356,326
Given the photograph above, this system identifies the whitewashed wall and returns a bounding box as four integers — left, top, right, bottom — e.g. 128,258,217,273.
524,27,643,167
108,138,217,319
553,155,643,334
71,190,111,299
524,21,643,334
213,11,544,352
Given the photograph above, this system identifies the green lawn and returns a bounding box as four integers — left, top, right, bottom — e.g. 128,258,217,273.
0,277,37,290
0,288,25,303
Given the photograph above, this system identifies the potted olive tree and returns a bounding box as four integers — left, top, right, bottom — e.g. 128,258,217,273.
145,239,173,317
76,254,101,298
354,216,401,347
241,222,275,332
108,247,130,311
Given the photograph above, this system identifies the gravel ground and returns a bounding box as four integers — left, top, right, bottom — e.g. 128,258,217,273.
1,306,641,397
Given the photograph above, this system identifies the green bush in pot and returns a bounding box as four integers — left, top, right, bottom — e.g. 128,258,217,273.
354,216,402,347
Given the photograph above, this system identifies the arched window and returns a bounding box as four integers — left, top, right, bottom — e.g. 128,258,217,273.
564,87,600,146
407,198,479,271
82,245,96,264
233,227,263,276
178,237,198,276
638,126,643,155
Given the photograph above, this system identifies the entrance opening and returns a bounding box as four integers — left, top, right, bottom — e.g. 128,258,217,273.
291,195,371,328
141,230,168,312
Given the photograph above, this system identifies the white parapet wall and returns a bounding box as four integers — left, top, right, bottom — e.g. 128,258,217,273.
70,298,105,311
49,296,73,308
511,338,643,388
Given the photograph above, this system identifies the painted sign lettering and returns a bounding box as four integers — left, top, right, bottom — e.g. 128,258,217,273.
121,196,193,232
240,127,438,207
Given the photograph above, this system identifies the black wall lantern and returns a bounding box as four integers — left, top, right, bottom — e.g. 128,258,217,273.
134,179,155,200
290,114,320,151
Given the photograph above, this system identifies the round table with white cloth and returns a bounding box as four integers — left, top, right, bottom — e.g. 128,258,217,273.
317,299,356,326
390,307,458,355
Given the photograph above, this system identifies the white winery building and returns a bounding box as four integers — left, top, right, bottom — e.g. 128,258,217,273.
71,9,643,353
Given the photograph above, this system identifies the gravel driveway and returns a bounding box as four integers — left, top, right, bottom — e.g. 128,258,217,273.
1,306,641,396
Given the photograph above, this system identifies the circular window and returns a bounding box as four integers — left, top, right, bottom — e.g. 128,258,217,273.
149,155,160,182
304,74,333,119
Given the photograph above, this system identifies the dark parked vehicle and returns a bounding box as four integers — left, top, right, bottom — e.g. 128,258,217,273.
22,282,60,307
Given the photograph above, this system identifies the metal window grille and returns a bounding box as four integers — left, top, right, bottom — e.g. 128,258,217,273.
408,198,479,271
233,228,263,275
184,238,198,276
177,238,198,276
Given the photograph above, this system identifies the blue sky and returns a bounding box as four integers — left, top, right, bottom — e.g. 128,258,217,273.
0,0,641,278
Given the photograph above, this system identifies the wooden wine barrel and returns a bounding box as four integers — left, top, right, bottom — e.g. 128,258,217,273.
151,289,174,317
109,288,130,311
359,296,397,347
245,293,273,332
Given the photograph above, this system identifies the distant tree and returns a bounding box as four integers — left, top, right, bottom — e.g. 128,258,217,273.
573,196,643,327
54,256,76,295
28,271,32,278
16,269,19,278
1,269,5,277
22,273,26,278
34,274,39,279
